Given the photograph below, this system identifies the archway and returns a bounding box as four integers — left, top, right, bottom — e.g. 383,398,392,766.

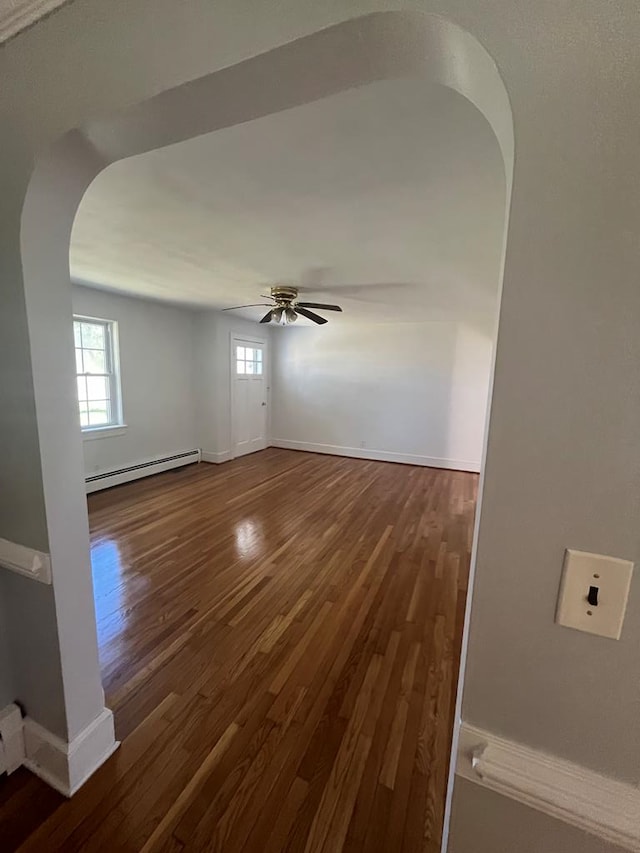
18,8,512,841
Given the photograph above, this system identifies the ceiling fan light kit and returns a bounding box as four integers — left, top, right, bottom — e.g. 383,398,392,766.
222,285,343,326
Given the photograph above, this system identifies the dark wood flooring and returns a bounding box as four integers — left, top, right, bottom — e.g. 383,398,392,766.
1,449,477,852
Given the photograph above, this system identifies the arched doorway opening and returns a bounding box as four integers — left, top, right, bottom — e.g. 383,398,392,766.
17,10,512,847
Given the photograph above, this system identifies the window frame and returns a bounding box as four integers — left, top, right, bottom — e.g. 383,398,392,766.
73,315,125,435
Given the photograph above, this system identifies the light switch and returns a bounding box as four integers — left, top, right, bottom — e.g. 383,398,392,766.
556,549,633,640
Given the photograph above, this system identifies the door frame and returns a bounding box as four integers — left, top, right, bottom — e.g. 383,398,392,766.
229,332,269,459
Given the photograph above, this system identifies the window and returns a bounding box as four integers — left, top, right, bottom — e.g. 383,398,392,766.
236,345,263,376
74,317,122,430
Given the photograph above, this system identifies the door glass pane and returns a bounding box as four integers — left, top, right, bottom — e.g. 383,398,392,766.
236,346,245,360
255,361,263,375
236,360,246,375
246,360,255,374
87,376,108,401
256,349,263,361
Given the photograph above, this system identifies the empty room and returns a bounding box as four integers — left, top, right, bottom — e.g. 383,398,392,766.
4,6,639,853
2,66,505,850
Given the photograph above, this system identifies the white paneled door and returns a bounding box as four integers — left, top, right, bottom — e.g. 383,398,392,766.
231,337,268,458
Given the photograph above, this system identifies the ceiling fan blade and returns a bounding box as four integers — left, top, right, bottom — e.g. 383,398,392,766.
259,310,274,324
296,302,342,312
221,303,273,311
295,306,328,325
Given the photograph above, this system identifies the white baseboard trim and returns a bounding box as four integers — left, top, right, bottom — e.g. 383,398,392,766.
23,708,119,797
0,537,52,584
85,449,201,493
201,450,232,464
269,440,480,473
457,723,640,851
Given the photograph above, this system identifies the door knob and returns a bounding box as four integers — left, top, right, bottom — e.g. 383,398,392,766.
261,402,266,406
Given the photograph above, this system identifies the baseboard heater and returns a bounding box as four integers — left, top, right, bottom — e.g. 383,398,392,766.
85,449,201,493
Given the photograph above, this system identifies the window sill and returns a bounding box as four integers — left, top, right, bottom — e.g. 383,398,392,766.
82,425,128,441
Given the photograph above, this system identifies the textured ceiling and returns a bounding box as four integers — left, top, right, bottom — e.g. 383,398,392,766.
71,77,506,326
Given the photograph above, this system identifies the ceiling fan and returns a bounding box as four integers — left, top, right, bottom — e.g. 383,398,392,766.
222,286,342,325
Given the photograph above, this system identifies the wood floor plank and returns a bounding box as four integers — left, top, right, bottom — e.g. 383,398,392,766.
1,449,476,853
258,776,309,853
379,640,421,791
139,721,240,852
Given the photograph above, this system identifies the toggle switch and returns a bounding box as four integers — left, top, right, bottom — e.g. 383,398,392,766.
556,549,633,640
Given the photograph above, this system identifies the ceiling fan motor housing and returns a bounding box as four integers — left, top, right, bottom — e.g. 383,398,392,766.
222,285,339,324
270,285,299,304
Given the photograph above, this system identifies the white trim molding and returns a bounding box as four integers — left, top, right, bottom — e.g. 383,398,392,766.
201,450,232,464
270,440,480,473
23,708,118,797
82,424,128,441
0,537,52,584
457,723,640,851
0,0,70,44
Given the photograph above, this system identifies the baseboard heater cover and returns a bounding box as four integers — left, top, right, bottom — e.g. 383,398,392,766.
85,449,201,492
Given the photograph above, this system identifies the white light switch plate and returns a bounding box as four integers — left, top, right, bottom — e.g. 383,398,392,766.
556,549,634,640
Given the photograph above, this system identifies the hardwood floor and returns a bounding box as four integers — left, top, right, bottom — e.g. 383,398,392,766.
1,449,477,852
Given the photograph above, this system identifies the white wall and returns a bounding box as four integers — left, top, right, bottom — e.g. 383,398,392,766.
70,291,271,474
72,290,491,474
72,297,487,473
194,310,271,461
72,286,198,475
271,321,492,471
449,779,628,853
0,590,16,710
